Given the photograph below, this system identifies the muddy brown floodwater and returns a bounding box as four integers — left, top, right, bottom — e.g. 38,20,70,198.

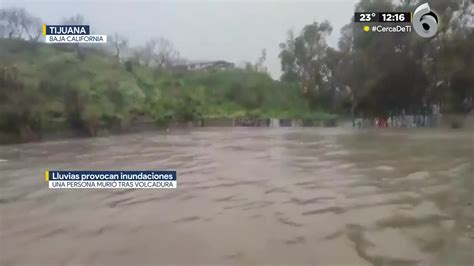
0,127,473,266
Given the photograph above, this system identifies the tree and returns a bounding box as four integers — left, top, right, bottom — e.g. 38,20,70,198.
279,21,333,107
61,14,85,25
345,0,429,116
134,37,179,68
338,24,354,54
61,14,86,59
20,11,42,41
277,0,473,115
422,0,473,112
254,48,268,73
244,61,254,71
0,8,24,38
110,33,128,62
151,37,180,69
0,8,41,41
336,0,473,116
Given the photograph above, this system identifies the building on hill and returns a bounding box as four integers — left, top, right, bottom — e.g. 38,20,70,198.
173,60,235,72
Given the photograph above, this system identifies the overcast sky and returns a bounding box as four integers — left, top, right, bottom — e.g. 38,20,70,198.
3,0,359,79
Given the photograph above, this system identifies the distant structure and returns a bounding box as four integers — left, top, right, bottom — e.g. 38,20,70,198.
173,60,235,72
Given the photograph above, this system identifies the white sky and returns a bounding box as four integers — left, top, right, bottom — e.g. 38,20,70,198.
2,0,360,79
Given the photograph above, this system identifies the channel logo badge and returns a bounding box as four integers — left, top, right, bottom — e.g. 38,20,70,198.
412,3,439,38
42,24,107,43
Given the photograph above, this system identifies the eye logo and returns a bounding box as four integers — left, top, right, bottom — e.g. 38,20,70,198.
413,3,439,38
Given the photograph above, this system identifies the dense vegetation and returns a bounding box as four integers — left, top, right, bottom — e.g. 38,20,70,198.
279,0,473,116
1,0,473,143
0,39,327,142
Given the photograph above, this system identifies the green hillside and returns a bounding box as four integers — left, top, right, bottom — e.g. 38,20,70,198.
0,39,330,142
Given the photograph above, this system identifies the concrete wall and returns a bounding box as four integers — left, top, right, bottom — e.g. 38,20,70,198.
202,118,235,127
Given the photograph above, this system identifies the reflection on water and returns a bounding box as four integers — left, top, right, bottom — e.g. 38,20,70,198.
0,128,472,265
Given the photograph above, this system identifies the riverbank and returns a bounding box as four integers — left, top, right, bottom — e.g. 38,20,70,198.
2,114,473,145
0,116,338,145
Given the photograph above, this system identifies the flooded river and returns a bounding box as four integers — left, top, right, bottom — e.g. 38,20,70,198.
0,127,472,266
